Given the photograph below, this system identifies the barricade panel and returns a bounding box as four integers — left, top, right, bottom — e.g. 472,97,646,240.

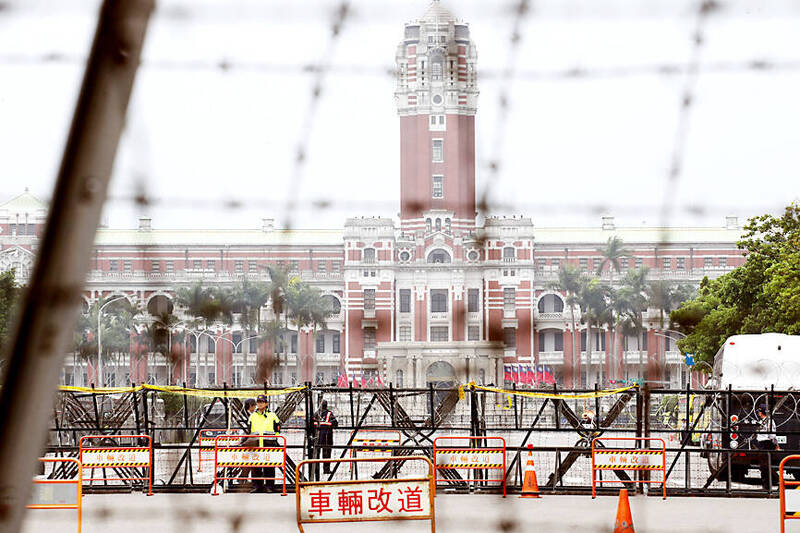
295,456,435,532
79,434,153,496
27,457,82,533
433,436,507,497
779,455,800,533
197,429,243,472
591,437,666,499
212,434,288,495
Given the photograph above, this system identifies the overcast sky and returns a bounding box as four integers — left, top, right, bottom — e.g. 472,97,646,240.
1,0,799,230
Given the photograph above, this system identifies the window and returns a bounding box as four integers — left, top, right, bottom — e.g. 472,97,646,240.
468,288,480,313
432,175,443,198
427,249,451,263
316,335,325,353
432,139,443,162
552,258,561,269
719,257,727,268
323,295,341,314
503,247,515,262
555,333,564,351
363,248,376,263
364,328,376,351
635,257,643,269
431,61,442,80
331,262,341,273
435,218,442,231
395,369,404,388
593,258,601,272
235,260,243,273
662,257,671,270
165,260,174,272
249,337,259,352
468,326,480,341
503,287,515,309
426,219,432,232
579,258,588,271
249,261,257,274
503,327,516,348
151,261,160,273
364,289,375,310
429,114,445,130
317,261,326,273
445,218,451,233
704,257,713,268
233,332,242,353
207,260,216,271
399,326,412,341
430,326,449,342
536,258,547,271
332,332,340,353
193,259,202,270
399,289,411,313
207,337,215,354
620,257,629,271
123,260,132,272
677,257,685,270
290,260,299,272
290,333,298,353
430,289,448,312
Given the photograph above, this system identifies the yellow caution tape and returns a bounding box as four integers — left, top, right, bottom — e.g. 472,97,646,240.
59,384,306,399
467,382,637,400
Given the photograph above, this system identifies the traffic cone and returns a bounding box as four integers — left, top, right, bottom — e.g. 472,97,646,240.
520,444,540,498
613,489,634,533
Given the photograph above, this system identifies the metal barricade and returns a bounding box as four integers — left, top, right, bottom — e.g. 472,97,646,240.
79,434,153,496
296,456,435,533
779,454,800,533
433,436,507,497
592,437,666,499
27,457,82,533
349,429,402,457
197,429,242,472
212,434,287,496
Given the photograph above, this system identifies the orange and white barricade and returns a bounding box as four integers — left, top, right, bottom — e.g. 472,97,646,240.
349,429,401,457
213,434,287,496
27,457,82,533
198,429,242,472
79,435,153,496
779,455,800,533
591,437,666,499
433,436,507,497
296,456,435,533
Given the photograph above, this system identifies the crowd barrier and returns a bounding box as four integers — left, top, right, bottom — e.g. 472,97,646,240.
591,437,666,499
349,429,402,456
295,456,436,533
433,436,507,497
779,455,800,533
79,435,153,496
198,429,242,472
27,457,82,533
213,434,288,496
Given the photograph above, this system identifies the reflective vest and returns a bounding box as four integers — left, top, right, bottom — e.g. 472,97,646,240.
249,409,280,446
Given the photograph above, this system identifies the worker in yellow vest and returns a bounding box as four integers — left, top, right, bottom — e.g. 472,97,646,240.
248,394,281,493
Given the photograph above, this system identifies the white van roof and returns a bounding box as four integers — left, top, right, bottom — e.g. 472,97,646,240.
716,333,800,389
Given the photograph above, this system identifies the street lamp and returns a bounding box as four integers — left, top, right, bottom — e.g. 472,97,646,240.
97,295,128,387
201,332,261,386
653,330,688,388
151,319,187,385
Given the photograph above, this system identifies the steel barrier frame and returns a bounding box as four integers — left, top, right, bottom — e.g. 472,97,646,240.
295,456,436,533
433,436,507,497
212,434,288,496
197,428,242,472
591,437,666,499
27,457,82,533
79,434,153,496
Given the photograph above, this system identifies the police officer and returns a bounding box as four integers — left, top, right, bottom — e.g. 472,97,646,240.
313,400,338,480
248,394,281,492
755,404,778,489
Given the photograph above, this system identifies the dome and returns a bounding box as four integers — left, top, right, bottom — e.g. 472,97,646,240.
419,1,456,24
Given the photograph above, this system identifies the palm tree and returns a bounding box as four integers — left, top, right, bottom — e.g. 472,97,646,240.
579,278,610,387
266,265,290,383
548,265,585,386
258,318,285,384
619,266,649,381
231,278,271,384
647,280,695,382
596,236,630,285
176,282,226,386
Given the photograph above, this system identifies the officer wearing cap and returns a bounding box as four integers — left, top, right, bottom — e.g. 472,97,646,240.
247,394,281,492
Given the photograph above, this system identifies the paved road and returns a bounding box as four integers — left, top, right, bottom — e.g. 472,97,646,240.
22,492,797,533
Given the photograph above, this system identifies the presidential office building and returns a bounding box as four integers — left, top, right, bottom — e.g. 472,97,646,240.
0,2,745,390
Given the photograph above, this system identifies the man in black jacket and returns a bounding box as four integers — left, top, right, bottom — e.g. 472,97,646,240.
313,400,338,480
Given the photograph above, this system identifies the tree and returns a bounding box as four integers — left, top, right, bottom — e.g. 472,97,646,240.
579,278,610,387
647,280,694,380
596,236,629,284
285,281,334,383
0,269,20,364
548,265,585,386
618,267,649,380
231,278,271,383
671,204,800,367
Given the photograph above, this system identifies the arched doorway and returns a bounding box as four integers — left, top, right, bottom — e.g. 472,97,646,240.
425,361,457,416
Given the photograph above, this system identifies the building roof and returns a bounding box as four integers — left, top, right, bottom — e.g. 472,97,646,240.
93,228,345,247
533,226,743,246
419,1,456,23
0,191,48,213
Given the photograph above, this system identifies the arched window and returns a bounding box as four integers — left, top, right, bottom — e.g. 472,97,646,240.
445,218,451,233
363,248,376,264
427,249,451,264
503,247,515,262
426,218,432,233
537,294,565,313
323,295,341,314
395,369,404,388
435,218,442,232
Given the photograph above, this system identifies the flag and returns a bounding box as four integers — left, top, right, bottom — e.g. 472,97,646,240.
337,373,348,388
361,376,367,388
542,365,556,385
534,365,544,384
377,374,384,387
511,364,519,384
504,365,512,383
525,365,534,385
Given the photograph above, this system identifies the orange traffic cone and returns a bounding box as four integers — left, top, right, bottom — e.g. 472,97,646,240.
520,444,540,498
613,489,635,533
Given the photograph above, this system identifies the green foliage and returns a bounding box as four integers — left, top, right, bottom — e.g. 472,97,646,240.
0,269,20,353
672,204,800,367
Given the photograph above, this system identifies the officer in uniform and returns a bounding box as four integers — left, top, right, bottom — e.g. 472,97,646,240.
247,394,281,492
312,399,338,480
755,403,778,489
